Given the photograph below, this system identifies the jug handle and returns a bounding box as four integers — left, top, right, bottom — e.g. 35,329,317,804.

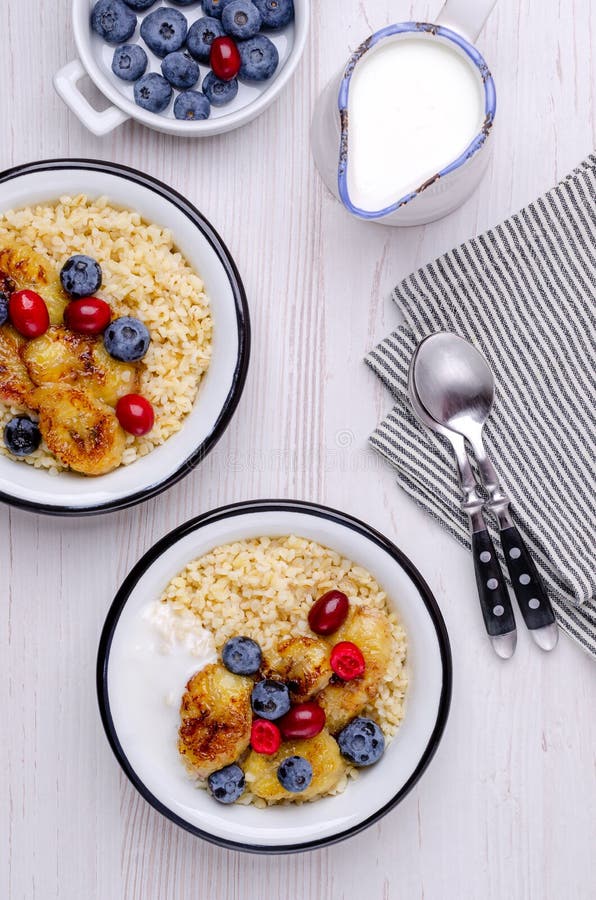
436,0,497,44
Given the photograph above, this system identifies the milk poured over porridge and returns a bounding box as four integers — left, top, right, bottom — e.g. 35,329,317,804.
346,37,485,212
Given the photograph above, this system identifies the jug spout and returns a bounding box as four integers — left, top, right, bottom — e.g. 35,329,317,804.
436,0,498,44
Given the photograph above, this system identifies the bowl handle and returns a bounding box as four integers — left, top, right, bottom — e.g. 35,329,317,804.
436,0,497,43
54,59,129,137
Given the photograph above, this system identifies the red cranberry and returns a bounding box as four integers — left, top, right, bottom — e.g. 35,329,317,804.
308,590,349,636
116,394,155,436
9,290,49,338
251,719,281,755
64,297,111,335
278,703,326,740
210,36,241,81
330,642,366,681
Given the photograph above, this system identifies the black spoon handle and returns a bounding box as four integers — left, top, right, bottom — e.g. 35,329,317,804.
471,528,517,637
499,525,556,630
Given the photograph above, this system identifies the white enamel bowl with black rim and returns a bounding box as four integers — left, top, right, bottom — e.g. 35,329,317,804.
97,500,452,854
55,0,310,137
0,159,249,515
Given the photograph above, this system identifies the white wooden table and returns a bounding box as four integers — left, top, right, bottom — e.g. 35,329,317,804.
1,1,595,898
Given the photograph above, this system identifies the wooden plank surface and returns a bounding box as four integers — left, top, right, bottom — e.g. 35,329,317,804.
0,1,594,898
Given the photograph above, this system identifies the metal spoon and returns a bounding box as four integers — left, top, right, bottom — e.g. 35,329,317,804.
409,351,517,658
413,332,558,651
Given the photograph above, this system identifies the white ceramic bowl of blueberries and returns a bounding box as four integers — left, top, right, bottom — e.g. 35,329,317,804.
54,0,308,137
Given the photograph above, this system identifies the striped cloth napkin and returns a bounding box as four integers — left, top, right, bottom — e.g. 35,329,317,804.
366,154,596,657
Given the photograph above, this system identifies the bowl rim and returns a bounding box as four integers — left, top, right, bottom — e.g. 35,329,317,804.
0,158,250,516
75,0,310,136
96,498,452,854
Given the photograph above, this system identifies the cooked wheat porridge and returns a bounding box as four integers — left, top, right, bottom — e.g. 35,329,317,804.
146,535,408,807
0,195,212,475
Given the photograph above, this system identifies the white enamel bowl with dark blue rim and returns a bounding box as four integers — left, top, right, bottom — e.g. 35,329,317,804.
97,500,452,854
0,159,249,515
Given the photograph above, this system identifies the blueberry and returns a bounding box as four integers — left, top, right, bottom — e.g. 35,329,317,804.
140,7,188,58
277,756,313,793
122,0,156,9
4,416,41,457
91,0,137,44
173,91,211,121
161,51,200,89
0,292,9,326
104,316,151,362
186,16,225,63
112,44,148,81
238,34,279,81
222,636,262,675
253,0,294,29
202,71,238,106
337,717,385,767
134,73,173,113
202,0,234,18
208,764,245,804
169,0,197,4
222,0,262,39
251,680,290,720
60,255,102,300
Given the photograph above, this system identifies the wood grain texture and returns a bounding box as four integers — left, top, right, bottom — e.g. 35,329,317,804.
1,1,595,898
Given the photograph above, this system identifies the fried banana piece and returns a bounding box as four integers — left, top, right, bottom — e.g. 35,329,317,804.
263,636,332,702
178,663,253,780
32,384,125,475
23,326,138,406
0,325,36,407
244,729,346,803
318,607,393,734
0,241,67,324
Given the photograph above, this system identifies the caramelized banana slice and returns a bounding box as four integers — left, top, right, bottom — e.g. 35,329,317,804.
33,384,125,475
263,636,332,702
178,663,253,779
23,326,138,406
0,241,67,324
244,729,346,803
0,325,36,407
318,607,393,734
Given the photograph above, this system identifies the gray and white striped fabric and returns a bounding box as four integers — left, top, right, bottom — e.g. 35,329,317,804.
366,154,596,657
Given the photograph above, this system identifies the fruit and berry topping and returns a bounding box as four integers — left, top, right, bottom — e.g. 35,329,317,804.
161,50,200,90
140,7,188,58
222,635,263,675
112,44,148,81
278,702,326,740
0,292,10,326
202,71,239,106
238,34,279,81
276,755,313,793
253,0,294,29
208,763,246,804
330,641,366,681
116,393,155,435
210,36,242,82
222,1,262,40
60,255,103,300
174,91,211,121
250,718,281,755
3,416,41,457
251,679,291,720
337,717,385,767
134,73,173,112
91,0,137,45
186,17,225,63
64,297,112,335
104,316,150,362
308,589,349,635
9,290,50,338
